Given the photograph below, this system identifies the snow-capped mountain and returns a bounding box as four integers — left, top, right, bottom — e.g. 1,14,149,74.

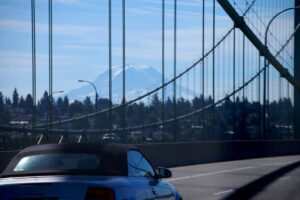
66,64,196,102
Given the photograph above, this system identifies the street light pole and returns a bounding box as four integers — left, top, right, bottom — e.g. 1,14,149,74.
78,80,99,119
263,6,300,139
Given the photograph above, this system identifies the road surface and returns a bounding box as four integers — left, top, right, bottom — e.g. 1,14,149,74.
168,155,300,200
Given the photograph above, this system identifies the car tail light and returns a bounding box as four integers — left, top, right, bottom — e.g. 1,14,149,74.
85,187,115,200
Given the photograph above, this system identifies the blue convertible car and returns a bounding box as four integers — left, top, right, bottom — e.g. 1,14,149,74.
0,143,182,200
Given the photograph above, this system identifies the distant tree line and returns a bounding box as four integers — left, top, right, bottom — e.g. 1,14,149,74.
0,88,294,140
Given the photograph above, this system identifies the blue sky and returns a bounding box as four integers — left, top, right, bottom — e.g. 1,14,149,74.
0,0,295,102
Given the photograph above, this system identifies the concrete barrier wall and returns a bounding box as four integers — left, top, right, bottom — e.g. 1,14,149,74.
1,141,300,173
137,141,300,168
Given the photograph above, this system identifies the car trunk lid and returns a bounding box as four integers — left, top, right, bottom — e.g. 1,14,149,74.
0,175,120,200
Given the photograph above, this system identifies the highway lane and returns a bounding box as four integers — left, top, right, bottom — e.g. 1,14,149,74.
168,155,300,200
253,162,300,200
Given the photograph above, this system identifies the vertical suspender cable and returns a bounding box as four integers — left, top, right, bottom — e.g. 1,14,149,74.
205,57,208,105
228,33,231,98
279,0,283,135
31,0,36,132
242,34,246,138
173,0,177,141
279,74,282,134
258,54,261,137
108,0,112,132
223,38,225,97
122,0,126,137
287,81,290,136
242,35,245,103
186,72,189,102
267,0,272,138
202,0,205,136
233,28,236,137
263,41,267,138
48,0,53,139
162,0,165,142
258,0,261,135
217,45,219,101
212,0,216,138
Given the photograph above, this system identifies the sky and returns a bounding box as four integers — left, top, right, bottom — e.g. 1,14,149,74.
0,0,295,102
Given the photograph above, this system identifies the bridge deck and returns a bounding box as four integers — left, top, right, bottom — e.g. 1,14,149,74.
168,155,300,199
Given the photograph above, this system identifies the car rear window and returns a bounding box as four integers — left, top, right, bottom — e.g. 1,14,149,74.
13,153,101,172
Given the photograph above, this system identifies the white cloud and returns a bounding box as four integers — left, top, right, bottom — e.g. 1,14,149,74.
136,0,213,8
0,19,103,38
53,0,94,7
0,19,31,33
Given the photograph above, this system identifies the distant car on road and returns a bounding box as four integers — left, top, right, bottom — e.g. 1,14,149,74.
128,131,144,143
101,133,121,143
0,143,182,200
145,137,154,143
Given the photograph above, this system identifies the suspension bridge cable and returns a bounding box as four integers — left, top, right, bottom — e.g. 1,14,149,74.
236,2,294,70
108,0,112,133
162,0,165,142
106,19,300,133
241,0,294,60
121,36,296,132
3,21,297,135
31,0,36,130
242,35,245,103
228,32,231,96
223,36,226,97
233,28,236,136
48,0,53,139
242,33,246,138
202,0,205,135
212,0,216,137
122,0,126,136
217,43,220,101
173,0,177,141
258,54,261,137
31,27,233,129
32,0,258,128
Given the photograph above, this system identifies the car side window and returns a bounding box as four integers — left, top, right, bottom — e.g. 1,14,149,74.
127,150,155,178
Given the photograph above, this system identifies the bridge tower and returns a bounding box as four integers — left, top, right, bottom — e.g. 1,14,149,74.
295,0,300,139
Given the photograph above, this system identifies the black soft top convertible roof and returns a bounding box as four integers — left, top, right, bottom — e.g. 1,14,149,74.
1,143,138,178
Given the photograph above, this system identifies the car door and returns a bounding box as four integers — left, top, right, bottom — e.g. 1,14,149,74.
127,150,175,200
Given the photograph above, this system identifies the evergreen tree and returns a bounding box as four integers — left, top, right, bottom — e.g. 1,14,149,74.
0,92,11,123
56,97,64,115
62,96,69,115
24,94,33,111
83,96,94,113
19,96,25,109
0,109,11,123
68,100,84,116
12,88,19,108
38,91,49,116
0,92,3,111
5,97,12,106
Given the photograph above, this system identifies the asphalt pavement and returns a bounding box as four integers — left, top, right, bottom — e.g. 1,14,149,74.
168,155,300,200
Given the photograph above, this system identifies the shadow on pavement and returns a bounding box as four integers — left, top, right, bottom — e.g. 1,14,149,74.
224,160,300,200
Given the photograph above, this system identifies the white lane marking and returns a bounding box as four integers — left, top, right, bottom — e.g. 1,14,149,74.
213,189,234,196
279,176,291,181
167,167,254,182
262,162,289,167
167,162,293,182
